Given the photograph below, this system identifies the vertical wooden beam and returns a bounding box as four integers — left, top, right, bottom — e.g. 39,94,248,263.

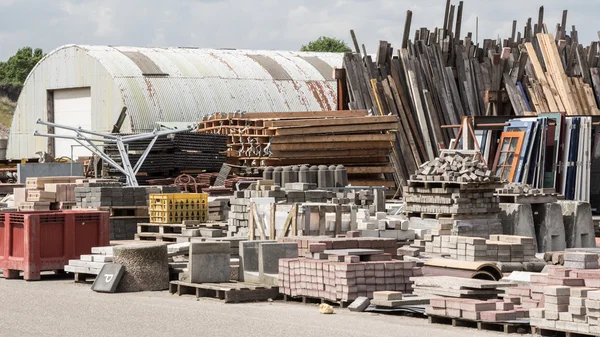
334,206,342,236
442,0,451,38
447,5,456,39
291,204,298,237
402,10,413,49
270,203,276,240
560,10,568,40
350,30,361,55
455,1,464,42
537,6,544,35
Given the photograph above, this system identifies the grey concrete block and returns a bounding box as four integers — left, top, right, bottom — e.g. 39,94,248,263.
499,203,536,239
239,240,275,280
258,243,298,275
200,228,223,238
189,242,230,283
558,201,595,248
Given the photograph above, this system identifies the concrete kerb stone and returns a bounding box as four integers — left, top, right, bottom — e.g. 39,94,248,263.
258,242,299,275
499,203,536,243
533,203,567,253
558,200,595,248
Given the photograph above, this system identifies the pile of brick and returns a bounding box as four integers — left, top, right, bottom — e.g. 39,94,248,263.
409,151,501,184
227,180,338,237
278,256,420,302
75,183,180,240
15,176,83,211
423,234,536,262
529,286,600,334
412,276,513,299
279,236,398,258
497,183,541,195
427,297,529,320
208,197,230,222
404,151,502,238
355,209,415,241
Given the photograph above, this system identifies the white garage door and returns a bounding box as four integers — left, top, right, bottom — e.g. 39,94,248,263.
53,88,92,159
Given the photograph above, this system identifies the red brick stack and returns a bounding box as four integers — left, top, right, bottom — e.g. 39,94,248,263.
279,236,398,257
278,258,421,302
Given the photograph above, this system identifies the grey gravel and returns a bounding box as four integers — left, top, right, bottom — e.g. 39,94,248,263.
113,243,169,292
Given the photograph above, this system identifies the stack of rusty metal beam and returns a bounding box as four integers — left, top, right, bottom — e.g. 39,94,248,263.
342,3,600,195
196,111,399,188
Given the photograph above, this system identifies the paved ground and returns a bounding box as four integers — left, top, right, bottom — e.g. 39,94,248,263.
0,276,532,337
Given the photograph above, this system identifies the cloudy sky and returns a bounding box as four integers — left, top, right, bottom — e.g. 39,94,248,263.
0,0,597,61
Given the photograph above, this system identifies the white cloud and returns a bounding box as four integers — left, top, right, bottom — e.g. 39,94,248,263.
0,0,597,61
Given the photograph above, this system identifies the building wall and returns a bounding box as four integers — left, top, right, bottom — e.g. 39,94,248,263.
8,46,125,159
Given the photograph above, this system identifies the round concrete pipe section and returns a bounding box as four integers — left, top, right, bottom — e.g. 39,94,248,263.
317,165,329,188
309,166,319,185
272,167,283,186
422,259,503,281
298,165,310,184
327,165,336,188
335,165,348,187
281,166,297,186
263,167,273,180
113,243,170,292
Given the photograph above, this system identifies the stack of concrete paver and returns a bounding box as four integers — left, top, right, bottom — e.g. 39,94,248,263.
403,151,503,238
529,286,600,335
278,254,420,302
227,180,334,238
279,236,398,258
16,176,83,211
355,209,415,241
423,235,537,262
208,197,230,222
75,183,180,240
427,297,529,320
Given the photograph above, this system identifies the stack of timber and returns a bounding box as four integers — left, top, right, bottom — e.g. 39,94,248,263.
103,132,227,181
343,4,600,195
196,111,398,188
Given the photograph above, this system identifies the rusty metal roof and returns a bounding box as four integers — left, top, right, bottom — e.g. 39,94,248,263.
8,45,343,159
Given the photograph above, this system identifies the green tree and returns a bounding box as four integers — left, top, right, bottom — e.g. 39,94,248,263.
301,37,352,53
0,47,45,85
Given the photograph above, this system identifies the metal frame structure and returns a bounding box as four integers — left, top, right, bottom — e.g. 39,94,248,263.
34,118,194,186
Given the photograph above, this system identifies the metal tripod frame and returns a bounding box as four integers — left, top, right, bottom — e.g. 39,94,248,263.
33,118,194,186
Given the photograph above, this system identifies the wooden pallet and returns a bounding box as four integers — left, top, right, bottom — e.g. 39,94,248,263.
496,193,558,204
532,326,597,337
135,232,179,242
169,281,279,303
404,212,500,220
137,223,185,234
99,206,149,219
282,294,352,308
428,315,531,334
407,180,502,190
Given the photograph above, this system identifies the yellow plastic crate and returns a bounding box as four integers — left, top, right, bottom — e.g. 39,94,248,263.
150,209,208,224
149,193,208,212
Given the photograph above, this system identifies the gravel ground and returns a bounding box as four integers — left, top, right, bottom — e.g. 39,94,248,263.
0,276,532,337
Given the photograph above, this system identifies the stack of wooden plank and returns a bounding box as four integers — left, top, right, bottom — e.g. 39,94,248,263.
196,111,398,188
343,4,600,194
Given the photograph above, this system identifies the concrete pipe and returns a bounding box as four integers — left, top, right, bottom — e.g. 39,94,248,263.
113,243,170,292
298,165,310,184
272,167,283,186
421,259,503,281
309,166,319,185
263,167,274,180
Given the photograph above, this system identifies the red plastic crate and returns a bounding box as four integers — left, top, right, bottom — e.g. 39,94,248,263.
0,210,109,280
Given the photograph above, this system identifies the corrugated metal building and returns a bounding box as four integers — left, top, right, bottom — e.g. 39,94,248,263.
8,44,342,159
